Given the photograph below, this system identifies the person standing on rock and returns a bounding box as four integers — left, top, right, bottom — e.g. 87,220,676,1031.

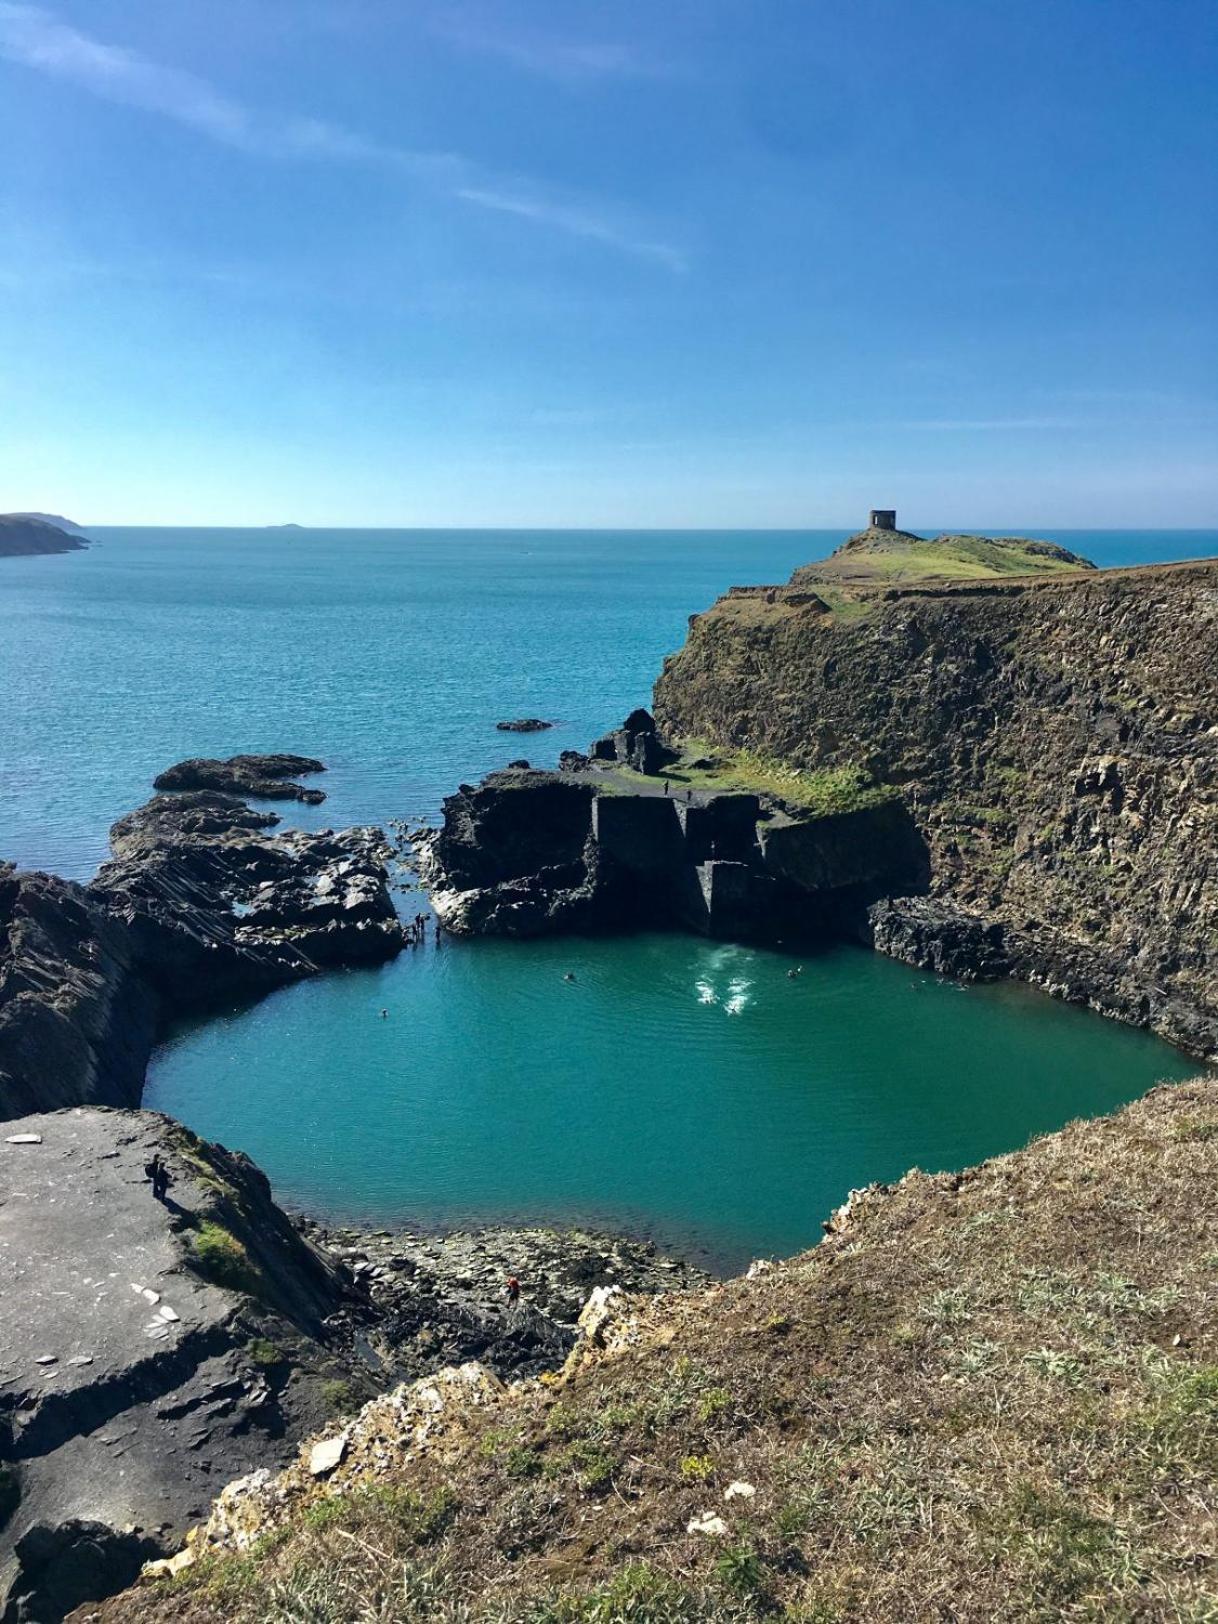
505,1275,521,1312
146,1154,171,1202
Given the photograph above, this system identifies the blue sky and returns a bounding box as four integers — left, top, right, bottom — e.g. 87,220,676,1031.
1,0,1215,527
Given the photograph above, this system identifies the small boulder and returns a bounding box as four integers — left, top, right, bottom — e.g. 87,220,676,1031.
308,1432,348,1477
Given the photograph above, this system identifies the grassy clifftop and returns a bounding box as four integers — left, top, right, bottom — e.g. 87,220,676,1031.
91,1078,1218,1623
789,527,1094,594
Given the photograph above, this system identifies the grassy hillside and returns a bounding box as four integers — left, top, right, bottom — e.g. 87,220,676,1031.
93,1077,1218,1623
789,527,1094,593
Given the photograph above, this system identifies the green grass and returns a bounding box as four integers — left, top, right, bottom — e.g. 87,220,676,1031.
189,1221,263,1296
656,747,898,816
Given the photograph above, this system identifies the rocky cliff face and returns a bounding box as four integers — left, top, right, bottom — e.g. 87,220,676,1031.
0,1109,356,1622
0,1110,701,1624
654,556,1218,1055
419,760,925,944
1,787,404,1121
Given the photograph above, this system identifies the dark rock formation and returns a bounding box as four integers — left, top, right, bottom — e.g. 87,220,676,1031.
0,1109,354,1622
589,708,677,775
0,869,157,1120
152,754,326,805
0,518,88,559
494,719,554,733
418,753,926,943
1,787,403,1122
0,1110,702,1622
655,554,1218,1056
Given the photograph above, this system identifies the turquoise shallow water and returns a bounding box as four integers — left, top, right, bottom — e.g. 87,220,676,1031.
3,527,1213,1269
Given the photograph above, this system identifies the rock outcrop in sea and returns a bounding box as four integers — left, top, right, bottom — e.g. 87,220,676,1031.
151,754,327,805
417,739,925,944
0,776,402,1120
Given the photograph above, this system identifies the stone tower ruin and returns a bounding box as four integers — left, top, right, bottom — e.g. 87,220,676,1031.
869,509,897,531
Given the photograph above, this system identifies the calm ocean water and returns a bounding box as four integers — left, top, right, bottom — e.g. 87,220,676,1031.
3,527,1213,1267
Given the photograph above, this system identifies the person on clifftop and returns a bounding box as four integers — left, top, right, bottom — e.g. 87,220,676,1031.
145,1154,172,1202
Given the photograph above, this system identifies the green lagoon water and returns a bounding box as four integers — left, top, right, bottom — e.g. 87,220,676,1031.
3,526,1212,1269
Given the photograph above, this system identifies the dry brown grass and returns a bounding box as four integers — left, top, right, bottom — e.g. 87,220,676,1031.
85,1079,1218,1623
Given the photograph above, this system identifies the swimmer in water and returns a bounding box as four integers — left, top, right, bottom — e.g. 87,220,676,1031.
380,1008,388,1018
563,971,576,983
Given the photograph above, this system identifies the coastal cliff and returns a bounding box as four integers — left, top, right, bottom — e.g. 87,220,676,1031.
654,537,1218,1055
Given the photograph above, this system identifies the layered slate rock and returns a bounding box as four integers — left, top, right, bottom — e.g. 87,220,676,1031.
0,786,403,1121
417,749,926,943
655,551,1218,1056
0,1115,703,1622
0,1110,352,1623
152,754,326,805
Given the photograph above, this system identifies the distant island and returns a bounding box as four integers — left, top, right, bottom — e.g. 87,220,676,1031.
267,522,304,530
0,514,90,558
5,511,88,535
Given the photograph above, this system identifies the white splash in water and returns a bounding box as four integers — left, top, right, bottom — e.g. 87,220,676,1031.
724,977,752,1016
696,980,717,1006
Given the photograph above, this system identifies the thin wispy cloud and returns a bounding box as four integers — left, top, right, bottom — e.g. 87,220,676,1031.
902,417,1085,431
0,3,683,268
456,187,685,271
427,10,672,83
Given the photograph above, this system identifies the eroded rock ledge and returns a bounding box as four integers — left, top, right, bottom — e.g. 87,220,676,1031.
0,777,402,1121
0,1110,701,1623
417,739,926,944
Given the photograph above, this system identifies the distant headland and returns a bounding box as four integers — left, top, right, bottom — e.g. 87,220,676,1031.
0,514,90,558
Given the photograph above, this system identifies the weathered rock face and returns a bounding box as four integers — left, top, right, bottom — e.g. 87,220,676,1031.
418,760,926,943
1,790,404,1121
655,557,1218,1055
0,1112,702,1623
0,870,158,1119
151,755,326,805
0,1109,352,1623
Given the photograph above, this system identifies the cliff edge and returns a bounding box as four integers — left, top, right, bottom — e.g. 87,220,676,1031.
655,542,1218,1056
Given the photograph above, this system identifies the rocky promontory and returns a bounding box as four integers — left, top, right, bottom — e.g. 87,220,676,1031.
655,531,1218,1055
151,755,326,805
0,518,89,559
418,711,926,944
1,781,403,1121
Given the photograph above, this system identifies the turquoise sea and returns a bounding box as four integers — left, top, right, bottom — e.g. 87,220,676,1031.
3,527,1214,1269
